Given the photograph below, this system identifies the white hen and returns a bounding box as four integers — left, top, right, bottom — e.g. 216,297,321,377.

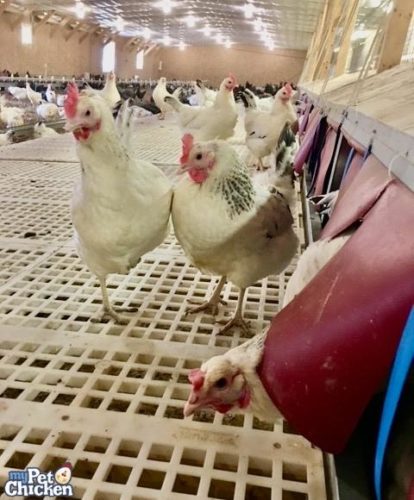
26,82,43,106
37,103,59,121
0,103,25,128
166,74,238,141
64,84,172,324
7,86,27,101
173,134,298,333
0,130,13,146
271,83,297,124
194,80,217,107
184,233,351,420
45,84,56,103
33,122,59,139
152,77,174,119
84,72,121,111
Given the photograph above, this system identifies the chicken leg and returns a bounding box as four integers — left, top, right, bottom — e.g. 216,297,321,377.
92,277,138,325
185,276,227,317
216,288,250,334
256,158,270,172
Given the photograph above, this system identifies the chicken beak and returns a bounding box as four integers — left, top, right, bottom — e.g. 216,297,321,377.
183,390,205,417
65,121,83,133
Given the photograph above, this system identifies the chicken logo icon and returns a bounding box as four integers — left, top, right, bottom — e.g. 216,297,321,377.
54,462,72,486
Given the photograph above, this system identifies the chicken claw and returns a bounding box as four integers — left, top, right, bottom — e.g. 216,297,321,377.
216,316,251,335
185,298,227,317
91,306,137,325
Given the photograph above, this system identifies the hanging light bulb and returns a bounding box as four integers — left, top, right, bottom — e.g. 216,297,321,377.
244,2,254,19
185,13,196,28
75,0,86,19
115,16,125,32
143,27,151,40
203,24,211,37
179,40,186,51
225,38,232,49
157,0,174,14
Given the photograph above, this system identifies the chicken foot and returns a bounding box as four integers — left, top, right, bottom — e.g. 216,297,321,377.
185,276,227,317
91,277,138,325
216,288,250,334
256,158,270,172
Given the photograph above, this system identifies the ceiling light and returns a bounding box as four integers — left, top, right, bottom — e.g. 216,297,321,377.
157,0,175,14
186,13,196,28
244,2,255,19
215,33,223,44
179,41,186,51
75,0,86,19
143,27,151,40
266,40,275,50
203,25,211,37
115,16,125,32
225,39,232,49
163,35,171,46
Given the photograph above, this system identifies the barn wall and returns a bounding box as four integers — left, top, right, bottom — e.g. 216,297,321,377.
153,45,306,85
0,13,101,77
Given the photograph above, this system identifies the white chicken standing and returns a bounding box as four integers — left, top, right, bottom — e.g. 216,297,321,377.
26,82,43,106
152,77,174,120
184,233,351,419
172,134,298,333
271,83,297,124
84,71,121,111
64,83,172,323
45,84,56,103
241,85,297,171
193,80,216,107
0,103,25,128
165,74,238,141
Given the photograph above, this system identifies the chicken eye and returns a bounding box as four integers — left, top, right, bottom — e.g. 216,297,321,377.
196,153,203,160
215,377,227,389
85,110,91,117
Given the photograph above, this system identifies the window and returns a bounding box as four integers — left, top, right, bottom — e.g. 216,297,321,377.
102,41,116,73
21,23,33,45
136,50,144,70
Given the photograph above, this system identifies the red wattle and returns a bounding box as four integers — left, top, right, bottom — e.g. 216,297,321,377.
188,168,209,184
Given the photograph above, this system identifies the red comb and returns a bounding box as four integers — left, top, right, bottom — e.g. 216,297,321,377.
188,369,205,391
229,72,238,87
180,133,194,166
284,83,293,95
64,82,79,119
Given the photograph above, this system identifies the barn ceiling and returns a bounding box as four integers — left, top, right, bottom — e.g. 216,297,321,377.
10,0,326,50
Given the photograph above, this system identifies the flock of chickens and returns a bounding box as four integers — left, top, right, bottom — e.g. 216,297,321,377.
58,72,349,425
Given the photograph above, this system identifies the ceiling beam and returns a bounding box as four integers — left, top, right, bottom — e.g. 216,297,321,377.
0,0,11,18
79,25,96,44
50,15,72,36
144,43,158,56
65,21,84,41
10,9,32,31
34,9,55,32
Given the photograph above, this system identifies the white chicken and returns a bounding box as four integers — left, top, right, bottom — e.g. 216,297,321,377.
64,84,172,324
183,233,351,419
26,82,43,106
0,130,13,146
0,103,25,128
152,77,174,120
271,83,297,124
45,84,56,103
172,134,298,333
37,103,59,121
194,80,216,107
165,74,238,141
241,87,296,171
7,86,27,101
84,71,121,111
33,122,59,139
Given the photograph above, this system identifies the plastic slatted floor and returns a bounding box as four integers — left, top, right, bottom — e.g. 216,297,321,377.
0,116,326,500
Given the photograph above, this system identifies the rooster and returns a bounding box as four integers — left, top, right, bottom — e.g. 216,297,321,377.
172,134,298,333
184,233,351,418
26,82,43,106
64,83,172,324
165,74,238,141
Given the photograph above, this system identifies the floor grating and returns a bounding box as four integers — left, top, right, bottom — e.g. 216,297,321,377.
0,115,326,500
